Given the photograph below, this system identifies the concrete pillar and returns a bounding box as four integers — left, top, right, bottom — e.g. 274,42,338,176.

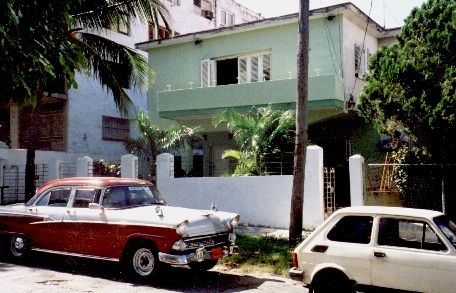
76,156,93,177
0,159,7,187
48,159,63,180
156,153,174,187
349,154,365,206
303,145,325,230
121,154,138,179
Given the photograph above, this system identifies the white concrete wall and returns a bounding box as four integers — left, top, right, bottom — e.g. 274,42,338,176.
157,146,324,230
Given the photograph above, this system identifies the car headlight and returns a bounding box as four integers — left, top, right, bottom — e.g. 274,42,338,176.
229,215,240,229
176,220,189,236
172,239,188,251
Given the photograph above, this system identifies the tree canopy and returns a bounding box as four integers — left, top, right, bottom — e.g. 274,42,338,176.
358,0,455,163
0,0,170,115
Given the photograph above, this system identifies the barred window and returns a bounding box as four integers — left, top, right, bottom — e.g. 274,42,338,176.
102,116,130,141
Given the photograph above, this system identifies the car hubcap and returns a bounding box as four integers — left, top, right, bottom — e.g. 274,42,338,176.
11,236,25,257
132,248,154,276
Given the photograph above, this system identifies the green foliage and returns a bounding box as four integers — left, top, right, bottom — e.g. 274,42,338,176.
358,0,456,164
124,111,202,177
213,106,295,176
0,0,170,116
220,235,292,276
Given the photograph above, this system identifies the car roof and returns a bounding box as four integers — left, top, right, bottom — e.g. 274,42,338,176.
36,177,153,194
334,206,444,220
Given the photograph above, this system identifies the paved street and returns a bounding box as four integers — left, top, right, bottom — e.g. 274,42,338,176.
0,251,306,293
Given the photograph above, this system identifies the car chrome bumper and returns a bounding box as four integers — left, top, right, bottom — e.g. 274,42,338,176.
159,245,239,265
288,267,304,281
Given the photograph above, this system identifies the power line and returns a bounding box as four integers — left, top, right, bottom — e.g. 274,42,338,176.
350,0,374,96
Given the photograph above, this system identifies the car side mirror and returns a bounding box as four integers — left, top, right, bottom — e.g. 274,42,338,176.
89,203,104,212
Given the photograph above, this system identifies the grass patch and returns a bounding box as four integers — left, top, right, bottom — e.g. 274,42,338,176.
220,234,292,276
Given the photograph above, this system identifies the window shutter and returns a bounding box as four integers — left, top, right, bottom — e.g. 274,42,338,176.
262,54,271,81
354,44,361,76
251,56,259,82
209,60,216,86
201,59,210,87
359,48,366,77
238,57,248,83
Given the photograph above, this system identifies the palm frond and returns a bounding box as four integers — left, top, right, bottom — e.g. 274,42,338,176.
75,32,154,116
72,0,171,31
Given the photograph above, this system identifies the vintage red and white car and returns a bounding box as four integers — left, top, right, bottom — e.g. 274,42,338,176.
290,206,456,293
0,177,240,278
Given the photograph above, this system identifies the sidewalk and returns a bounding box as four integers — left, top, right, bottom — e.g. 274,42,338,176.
237,225,311,239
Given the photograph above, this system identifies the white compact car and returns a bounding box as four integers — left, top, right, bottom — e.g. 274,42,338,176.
289,206,456,293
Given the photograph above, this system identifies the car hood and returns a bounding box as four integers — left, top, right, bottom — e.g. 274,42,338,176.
109,205,238,237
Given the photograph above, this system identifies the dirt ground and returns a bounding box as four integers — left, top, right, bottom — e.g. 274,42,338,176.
0,251,307,293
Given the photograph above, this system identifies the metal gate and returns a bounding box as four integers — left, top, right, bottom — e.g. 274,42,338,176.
1,164,48,204
324,167,336,218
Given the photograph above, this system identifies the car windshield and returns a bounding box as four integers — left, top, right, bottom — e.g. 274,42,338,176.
102,185,167,209
433,215,456,249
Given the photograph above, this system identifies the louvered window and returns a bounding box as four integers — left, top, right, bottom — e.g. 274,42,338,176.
201,59,216,87
355,44,370,78
238,53,271,84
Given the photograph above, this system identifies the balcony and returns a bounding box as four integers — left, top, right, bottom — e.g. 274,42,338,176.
157,74,344,120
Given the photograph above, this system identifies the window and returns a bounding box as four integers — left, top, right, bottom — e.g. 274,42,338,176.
378,218,447,251
238,53,271,83
37,188,71,207
201,52,271,87
72,188,101,208
108,15,130,35
221,10,235,26
102,187,128,208
354,44,370,78
102,116,130,141
148,23,155,40
158,26,171,39
194,0,201,7
166,0,180,5
327,216,373,244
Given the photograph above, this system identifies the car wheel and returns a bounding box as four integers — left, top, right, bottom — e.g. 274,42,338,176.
10,235,28,258
188,259,218,272
312,270,353,293
125,243,159,279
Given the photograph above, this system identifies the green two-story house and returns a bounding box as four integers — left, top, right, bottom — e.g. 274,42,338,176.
137,2,399,182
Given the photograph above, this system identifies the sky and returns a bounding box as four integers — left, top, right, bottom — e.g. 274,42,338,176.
235,0,426,28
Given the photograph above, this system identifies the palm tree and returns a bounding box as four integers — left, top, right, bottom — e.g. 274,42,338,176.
124,111,202,178
213,106,295,176
69,0,170,116
23,0,171,201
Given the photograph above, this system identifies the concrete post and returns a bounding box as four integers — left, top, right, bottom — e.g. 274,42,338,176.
48,159,63,180
156,153,174,187
303,145,325,230
349,154,365,206
121,154,138,179
76,156,93,177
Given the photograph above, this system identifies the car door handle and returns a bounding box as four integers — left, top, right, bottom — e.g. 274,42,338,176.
374,251,386,258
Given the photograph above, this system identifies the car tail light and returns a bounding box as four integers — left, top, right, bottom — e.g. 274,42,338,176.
292,252,298,268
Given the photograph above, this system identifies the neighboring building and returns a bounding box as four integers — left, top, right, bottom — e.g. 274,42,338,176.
0,0,261,159
137,3,400,199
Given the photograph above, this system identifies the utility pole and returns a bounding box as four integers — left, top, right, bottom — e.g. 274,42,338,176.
289,0,309,246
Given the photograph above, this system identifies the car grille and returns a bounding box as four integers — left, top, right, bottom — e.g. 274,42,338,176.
183,233,230,250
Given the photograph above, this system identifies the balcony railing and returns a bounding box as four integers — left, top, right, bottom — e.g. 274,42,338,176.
157,74,343,119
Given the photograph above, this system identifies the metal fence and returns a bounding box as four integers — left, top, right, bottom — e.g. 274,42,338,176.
365,163,456,214
89,160,121,177
59,162,77,178
1,164,48,204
